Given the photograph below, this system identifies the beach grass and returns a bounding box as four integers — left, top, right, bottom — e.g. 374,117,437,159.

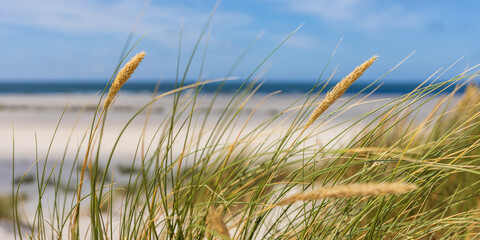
9,10,480,240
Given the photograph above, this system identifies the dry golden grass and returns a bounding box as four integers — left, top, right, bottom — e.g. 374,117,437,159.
304,55,378,130
206,206,230,239
276,182,417,206
104,51,146,109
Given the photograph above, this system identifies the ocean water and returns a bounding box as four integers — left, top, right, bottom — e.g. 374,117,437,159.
0,81,468,95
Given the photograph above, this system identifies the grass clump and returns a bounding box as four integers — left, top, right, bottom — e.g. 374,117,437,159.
9,10,480,240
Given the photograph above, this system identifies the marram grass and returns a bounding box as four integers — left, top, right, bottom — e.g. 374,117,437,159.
104,51,146,110
303,55,378,130
10,31,480,240
206,206,230,239
275,182,417,206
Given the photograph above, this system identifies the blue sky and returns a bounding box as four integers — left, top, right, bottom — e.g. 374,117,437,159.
0,0,479,83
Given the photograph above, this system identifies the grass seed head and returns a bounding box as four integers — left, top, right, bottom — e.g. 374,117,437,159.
276,182,417,206
304,55,378,130
104,51,146,109
206,206,230,239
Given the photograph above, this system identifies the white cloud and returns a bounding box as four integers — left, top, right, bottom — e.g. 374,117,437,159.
1,0,134,33
279,0,430,31
0,0,254,47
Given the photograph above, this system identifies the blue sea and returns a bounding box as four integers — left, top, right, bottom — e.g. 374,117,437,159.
0,81,468,95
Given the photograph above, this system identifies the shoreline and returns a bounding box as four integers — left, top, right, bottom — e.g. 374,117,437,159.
0,92,449,163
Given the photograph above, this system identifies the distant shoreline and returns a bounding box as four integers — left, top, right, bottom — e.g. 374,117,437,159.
0,81,472,95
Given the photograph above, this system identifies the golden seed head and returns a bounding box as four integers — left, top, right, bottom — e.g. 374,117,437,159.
206,206,230,239
276,182,416,206
104,51,146,109
304,55,378,130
